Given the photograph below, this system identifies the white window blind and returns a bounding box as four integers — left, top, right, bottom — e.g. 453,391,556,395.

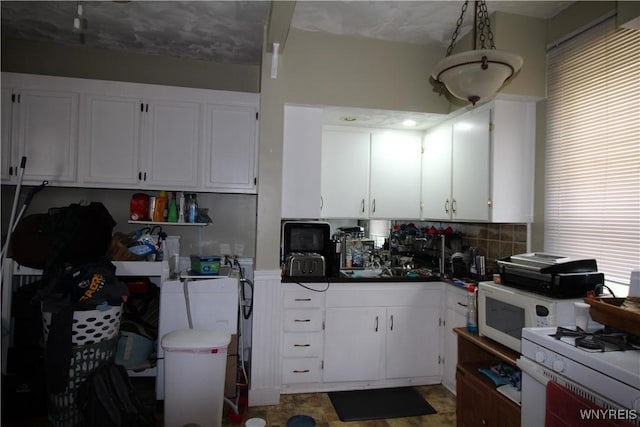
545,18,640,286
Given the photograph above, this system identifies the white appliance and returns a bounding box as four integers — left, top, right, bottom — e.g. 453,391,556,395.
477,281,582,352
518,327,640,426
156,275,239,400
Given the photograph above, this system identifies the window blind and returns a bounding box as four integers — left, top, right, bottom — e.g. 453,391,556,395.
545,18,640,286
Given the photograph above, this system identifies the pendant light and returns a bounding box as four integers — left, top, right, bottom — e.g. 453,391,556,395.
431,0,523,105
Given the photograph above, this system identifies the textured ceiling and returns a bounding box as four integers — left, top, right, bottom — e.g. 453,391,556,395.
1,0,574,129
1,1,574,65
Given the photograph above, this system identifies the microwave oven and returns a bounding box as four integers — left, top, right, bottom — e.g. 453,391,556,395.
477,281,582,353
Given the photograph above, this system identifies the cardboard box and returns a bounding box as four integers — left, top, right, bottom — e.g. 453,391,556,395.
225,355,238,398
228,334,238,356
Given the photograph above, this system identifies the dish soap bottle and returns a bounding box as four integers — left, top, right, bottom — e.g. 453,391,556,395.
466,284,478,333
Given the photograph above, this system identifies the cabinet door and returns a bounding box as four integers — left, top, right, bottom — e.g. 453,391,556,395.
456,366,493,427
144,100,200,189
442,296,467,393
320,129,370,218
281,105,323,218
370,132,422,219
80,94,142,186
12,89,78,184
451,109,490,221
385,306,441,379
1,88,15,182
323,307,384,382
203,104,258,193
421,123,453,220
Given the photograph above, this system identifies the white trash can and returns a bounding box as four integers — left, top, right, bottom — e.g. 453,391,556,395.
162,329,231,427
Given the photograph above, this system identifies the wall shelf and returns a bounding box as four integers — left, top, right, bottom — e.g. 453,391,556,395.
128,220,209,227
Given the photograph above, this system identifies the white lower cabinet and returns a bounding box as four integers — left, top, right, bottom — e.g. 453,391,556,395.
323,287,442,384
442,285,468,394
323,307,384,382
281,284,326,387
281,283,444,393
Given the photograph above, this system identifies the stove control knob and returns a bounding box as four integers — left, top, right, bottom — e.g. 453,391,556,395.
534,351,546,363
553,359,565,372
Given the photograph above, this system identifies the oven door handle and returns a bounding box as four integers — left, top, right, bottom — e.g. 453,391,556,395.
517,357,550,386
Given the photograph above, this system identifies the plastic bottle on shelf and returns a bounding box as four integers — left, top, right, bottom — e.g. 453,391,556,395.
466,284,478,333
167,192,178,223
153,191,168,222
184,193,198,223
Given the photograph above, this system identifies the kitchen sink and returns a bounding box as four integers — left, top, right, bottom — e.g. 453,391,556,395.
340,269,383,278
340,267,436,279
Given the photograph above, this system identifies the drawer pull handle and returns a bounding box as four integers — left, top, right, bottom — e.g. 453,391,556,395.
293,369,310,374
294,319,311,322
294,298,312,301
457,302,468,308
294,344,311,347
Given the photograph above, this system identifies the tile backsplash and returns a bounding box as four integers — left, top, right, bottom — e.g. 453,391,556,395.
389,221,528,274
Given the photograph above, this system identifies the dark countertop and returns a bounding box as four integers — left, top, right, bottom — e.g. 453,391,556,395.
281,274,474,285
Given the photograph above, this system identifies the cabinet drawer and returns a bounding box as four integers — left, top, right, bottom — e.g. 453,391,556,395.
282,332,323,358
447,286,469,314
283,290,324,308
282,358,322,384
283,309,323,332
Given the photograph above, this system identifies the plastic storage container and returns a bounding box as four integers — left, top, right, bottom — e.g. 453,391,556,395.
162,329,231,427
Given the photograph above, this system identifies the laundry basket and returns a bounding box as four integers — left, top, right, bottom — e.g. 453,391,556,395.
42,305,122,427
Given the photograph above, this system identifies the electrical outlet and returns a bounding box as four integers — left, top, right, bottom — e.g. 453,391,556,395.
219,243,231,255
233,243,244,256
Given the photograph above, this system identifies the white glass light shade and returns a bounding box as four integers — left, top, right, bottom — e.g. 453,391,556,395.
432,49,523,104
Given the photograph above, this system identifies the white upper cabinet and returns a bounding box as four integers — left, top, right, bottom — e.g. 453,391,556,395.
320,128,371,219
3,72,259,193
1,83,78,185
202,103,258,193
421,99,535,223
143,99,200,189
80,95,200,189
79,94,142,186
281,105,324,219
369,131,422,219
421,123,453,220
451,108,491,221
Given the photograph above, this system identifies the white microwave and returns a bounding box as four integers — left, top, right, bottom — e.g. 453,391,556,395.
477,281,582,353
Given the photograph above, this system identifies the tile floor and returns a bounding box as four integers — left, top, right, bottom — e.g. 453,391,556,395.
221,385,457,427
2,377,456,427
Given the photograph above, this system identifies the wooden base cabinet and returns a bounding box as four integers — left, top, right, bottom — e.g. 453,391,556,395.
454,328,520,427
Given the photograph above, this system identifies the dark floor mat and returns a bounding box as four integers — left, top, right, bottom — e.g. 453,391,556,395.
328,387,437,421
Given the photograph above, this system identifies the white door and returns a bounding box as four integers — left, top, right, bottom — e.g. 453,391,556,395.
421,123,453,220
321,129,370,218
80,94,142,186
443,304,466,393
323,307,384,382
370,132,422,219
451,109,490,221
203,104,258,193
13,89,78,184
1,88,15,183
144,99,200,189
385,306,441,379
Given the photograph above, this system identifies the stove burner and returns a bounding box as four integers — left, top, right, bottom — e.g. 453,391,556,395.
552,326,638,352
575,335,605,350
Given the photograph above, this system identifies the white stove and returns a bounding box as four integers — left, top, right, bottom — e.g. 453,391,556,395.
518,326,640,426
